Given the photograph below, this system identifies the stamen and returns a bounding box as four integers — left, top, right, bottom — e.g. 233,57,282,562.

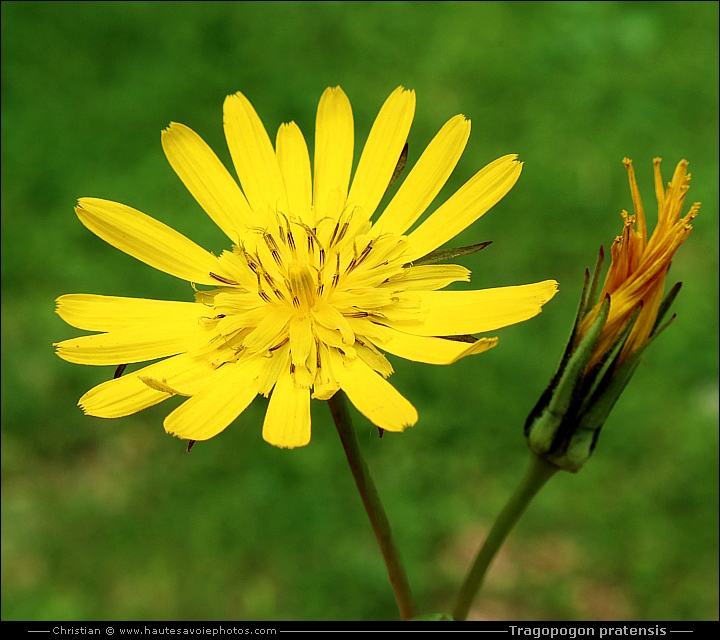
269,337,289,352
210,272,240,286
328,220,340,247
331,252,341,289
262,269,278,288
306,228,314,254
281,213,297,255
255,272,272,303
337,210,353,244
342,242,358,274
264,274,285,301
316,270,324,298
356,239,374,266
264,232,284,267
240,243,259,273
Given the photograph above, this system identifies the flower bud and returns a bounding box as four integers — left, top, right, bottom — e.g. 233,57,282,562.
525,159,699,472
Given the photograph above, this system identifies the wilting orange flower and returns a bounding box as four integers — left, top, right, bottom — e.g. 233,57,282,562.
55,86,557,448
579,158,699,369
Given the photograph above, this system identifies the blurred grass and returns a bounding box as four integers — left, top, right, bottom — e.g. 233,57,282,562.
1,0,718,621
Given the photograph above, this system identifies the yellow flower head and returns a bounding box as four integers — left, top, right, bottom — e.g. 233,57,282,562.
55,86,557,448
578,158,699,369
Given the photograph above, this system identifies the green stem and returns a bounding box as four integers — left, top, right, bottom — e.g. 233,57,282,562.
328,391,417,621
452,453,558,621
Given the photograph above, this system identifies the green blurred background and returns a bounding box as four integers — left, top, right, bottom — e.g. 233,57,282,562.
2,1,718,621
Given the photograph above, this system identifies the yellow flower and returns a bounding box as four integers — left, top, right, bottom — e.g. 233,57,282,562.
579,158,699,369
55,86,557,448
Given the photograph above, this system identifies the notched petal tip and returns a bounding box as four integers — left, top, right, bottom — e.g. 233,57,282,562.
161,121,183,136
400,409,419,431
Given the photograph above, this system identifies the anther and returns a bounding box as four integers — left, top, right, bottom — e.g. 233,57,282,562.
269,337,289,352
255,272,272,303
316,270,324,297
210,272,240,286
262,269,285,301
300,222,318,254
331,252,341,289
328,220,340,247
264,232,284,267
279,213,296,255
240,244,259,273
337,210,353,244
356,239,374,266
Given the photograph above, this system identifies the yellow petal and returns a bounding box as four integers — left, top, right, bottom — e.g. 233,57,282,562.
223,91,288,217
372,114,471,236
75,198,228,285
355,340,393,378
242,304,292,354
380,330,498,365
161,122,253,241
347,87,416,222
311,318,344,348
262,362,311,448
345,316,393,345
56,294,209,332
54,307,211,365
330,288,396,311
312,301,355,345
79,353,215,418
164,358,263,441
391,281,558,336
257,342,290,397
313,87,354,223
312,342,340,400
382,264,471,291
289,315,313,367
405,155,523,262
276,121,312,223
331,350,417,432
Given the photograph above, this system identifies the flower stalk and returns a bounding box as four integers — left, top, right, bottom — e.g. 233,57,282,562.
453,453,558,621
328,391,417,621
